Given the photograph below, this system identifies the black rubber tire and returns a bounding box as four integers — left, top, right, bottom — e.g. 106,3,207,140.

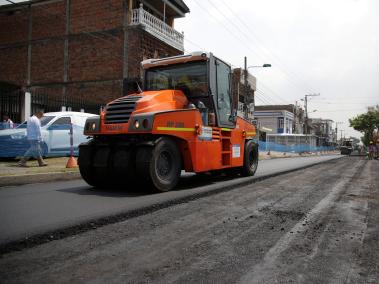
136,138,181,192
112,148,136,185
78,143,98,187
150,138,181,191
79,165,97,187
241,140,259,176
136,146,153,184
92,147,112,188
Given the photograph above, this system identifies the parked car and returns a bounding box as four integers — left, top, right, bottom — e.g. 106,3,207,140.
0,111,97,157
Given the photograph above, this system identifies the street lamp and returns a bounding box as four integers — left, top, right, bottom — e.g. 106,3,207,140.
248,64,272,69
304,93,320,136
243,58,271,139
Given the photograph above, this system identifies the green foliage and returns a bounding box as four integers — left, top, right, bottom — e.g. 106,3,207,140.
349,105,379,146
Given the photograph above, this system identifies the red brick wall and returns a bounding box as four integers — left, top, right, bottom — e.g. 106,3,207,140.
32,0,66,40
70,0,123,34
31,40,64,84
29,82,122,112
127,26,183,79
67,81,123,105
0,8,29,45
69,32,124,82
0,0,185,110
126,27,143,79
0,46,27,86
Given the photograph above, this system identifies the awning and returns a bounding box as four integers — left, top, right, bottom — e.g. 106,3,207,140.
260,127,272,132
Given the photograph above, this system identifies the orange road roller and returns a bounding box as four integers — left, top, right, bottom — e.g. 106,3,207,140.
78,52,258,191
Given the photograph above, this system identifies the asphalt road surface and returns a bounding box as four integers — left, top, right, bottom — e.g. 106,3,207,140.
0,156,378,283
0,155,341,245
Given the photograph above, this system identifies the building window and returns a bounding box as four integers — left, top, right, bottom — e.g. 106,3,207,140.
278,118,284,129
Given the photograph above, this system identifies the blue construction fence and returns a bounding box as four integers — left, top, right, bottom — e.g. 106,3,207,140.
257,140,336,153
0,124,86,158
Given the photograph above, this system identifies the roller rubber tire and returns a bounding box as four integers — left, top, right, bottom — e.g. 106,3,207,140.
151,138,181,191
241,140,259,176
136,138,181,192
78,144,98,187
112,148,136,185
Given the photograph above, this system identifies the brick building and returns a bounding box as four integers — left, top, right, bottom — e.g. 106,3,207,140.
0,0,189,122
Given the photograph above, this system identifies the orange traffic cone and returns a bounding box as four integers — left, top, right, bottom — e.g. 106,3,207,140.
66,122,78,168
66,156,78,168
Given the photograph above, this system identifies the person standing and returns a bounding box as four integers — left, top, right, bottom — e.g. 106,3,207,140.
2,114,14,129
18,110,48,167
368,141,375,160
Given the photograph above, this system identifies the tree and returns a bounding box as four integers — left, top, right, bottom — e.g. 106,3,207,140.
349,105,379,146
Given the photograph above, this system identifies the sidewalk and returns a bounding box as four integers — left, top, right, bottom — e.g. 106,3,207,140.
0,157,80,187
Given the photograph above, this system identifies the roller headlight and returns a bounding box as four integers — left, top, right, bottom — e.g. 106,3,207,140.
84,116,100,135
128,115,153,132
134,120,140,129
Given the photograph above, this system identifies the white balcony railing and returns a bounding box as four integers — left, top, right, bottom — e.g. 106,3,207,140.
131,4,184,51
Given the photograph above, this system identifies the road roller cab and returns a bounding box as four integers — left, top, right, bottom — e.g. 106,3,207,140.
78,52,258,191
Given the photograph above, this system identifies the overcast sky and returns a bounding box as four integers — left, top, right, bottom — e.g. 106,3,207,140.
176,0,379,138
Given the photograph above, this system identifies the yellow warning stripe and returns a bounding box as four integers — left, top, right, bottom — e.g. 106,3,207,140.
221,128,232,131
157,127,195,132
246,131,256,135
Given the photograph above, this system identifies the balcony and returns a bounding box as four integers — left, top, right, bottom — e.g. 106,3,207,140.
131,5,184,52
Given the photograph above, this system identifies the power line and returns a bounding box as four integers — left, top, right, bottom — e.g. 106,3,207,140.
315,109,367,113
4,0,305,110
5,0,123,43
3,0,127,66
217,0,318,95
255,94,272,105
255,91,275,105
258,82,289,104
183,37,205,51
190,0,293,105
256,90,282,105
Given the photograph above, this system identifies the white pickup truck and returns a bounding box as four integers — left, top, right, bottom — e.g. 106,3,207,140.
0,111,97,157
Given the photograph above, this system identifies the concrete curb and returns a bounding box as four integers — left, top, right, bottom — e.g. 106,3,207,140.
0,171,81,187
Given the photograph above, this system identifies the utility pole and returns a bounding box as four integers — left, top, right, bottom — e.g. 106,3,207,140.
293,101,297,133
335,121,343,145
244,56,248,120
243,58,270,122
304,93,320,147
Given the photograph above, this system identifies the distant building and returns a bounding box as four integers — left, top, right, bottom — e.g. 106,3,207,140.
254,104,305,134
309,118,336,146
0,0,189,122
